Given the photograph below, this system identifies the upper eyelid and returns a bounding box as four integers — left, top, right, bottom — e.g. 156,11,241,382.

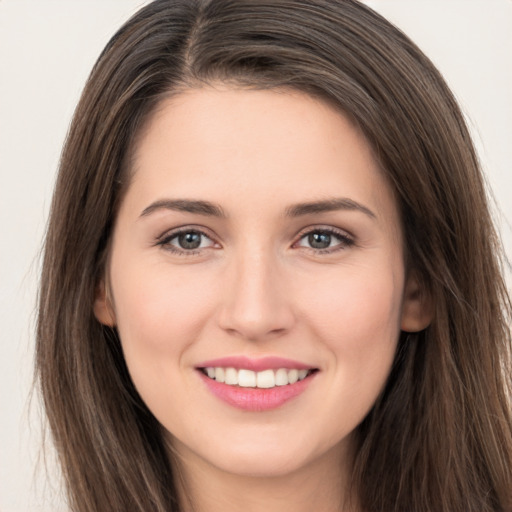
157,225,216,242
295,224,354,240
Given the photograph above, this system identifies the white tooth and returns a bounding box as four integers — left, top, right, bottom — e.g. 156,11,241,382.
298,369,308,380
238,369,256,387
256,369,275,388
275,368,289,386
288,369,299,384
215,367,225,383
225,367,238,385
206,367,216,379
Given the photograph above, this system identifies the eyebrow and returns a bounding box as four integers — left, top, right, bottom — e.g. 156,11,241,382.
285,198,376,219
140,199,227,218
139,197,376,220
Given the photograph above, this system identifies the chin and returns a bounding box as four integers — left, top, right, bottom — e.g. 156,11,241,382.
224,449,310,477
169,427,346,481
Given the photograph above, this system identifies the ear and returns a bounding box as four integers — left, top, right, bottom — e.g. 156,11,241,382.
93,279,116,327
401,272,432,333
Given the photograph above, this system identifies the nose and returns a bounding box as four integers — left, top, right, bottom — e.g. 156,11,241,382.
217,249,296,342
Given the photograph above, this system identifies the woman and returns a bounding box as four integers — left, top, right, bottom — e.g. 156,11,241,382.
36,0,512,511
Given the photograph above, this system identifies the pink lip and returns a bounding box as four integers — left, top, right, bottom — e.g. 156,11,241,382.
198,371,316,411
196,356,313,372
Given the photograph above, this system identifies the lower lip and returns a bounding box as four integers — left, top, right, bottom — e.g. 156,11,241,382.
198,371,316,411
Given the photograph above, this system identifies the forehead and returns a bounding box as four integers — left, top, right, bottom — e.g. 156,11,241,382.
125,86,400,233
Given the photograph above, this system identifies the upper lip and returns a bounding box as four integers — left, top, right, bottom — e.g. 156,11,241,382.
196,356,316,372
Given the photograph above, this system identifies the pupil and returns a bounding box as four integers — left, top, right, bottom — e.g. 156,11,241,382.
178,232,201,249
309,232,331,249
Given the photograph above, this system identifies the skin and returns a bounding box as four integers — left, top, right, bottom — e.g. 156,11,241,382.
95,86,430,512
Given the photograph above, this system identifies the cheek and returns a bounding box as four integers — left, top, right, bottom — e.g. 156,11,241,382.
108,261,222,428
297,265,402,411
109,260,218,385
300,262,403,339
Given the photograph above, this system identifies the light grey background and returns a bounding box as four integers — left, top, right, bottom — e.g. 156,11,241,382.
1,1,510,510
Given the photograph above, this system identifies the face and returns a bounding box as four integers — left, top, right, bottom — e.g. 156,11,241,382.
95,87,428,480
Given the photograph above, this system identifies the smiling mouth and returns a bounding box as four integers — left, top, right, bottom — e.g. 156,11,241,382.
199,367,318,389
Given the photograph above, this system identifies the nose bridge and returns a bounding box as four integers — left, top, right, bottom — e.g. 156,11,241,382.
218,242,294,341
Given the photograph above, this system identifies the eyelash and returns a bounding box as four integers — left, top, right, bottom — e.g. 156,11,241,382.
294,227,355,253
156,226,355,256
156,227,216,256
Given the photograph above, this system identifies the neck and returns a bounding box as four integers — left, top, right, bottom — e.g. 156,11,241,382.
170,438,358,512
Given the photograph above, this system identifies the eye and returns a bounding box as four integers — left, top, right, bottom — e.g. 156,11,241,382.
295,228,354,252
158,228,217,254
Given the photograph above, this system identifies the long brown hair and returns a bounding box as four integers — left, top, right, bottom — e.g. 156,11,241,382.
37,1,512,510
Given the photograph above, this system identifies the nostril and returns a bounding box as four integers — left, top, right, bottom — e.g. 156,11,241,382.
218,306,295,342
